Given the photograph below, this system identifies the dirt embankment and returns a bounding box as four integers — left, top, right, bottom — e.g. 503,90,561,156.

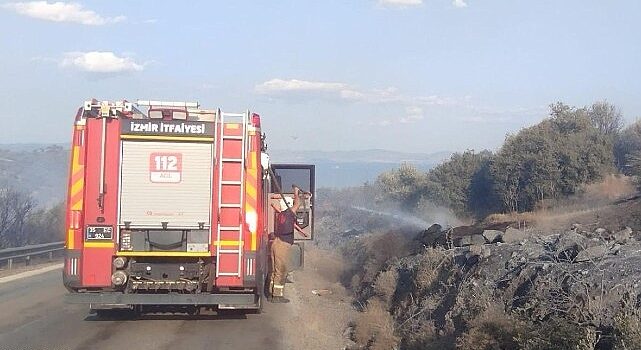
294,188,641,350
336,195,641,350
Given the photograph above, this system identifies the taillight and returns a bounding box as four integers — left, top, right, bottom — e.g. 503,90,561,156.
251,113,261,128
245,210,257,234
120,231,132,251
70,210,81,229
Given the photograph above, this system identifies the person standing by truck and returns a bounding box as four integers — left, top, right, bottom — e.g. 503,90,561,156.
269,186,307,303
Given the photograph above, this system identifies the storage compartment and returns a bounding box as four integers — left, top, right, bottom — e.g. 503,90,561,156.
119,141,214,229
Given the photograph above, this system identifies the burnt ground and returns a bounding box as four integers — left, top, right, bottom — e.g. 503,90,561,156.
327,196,641,349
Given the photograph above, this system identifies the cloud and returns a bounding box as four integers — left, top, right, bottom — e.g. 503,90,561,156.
255,79,349,94
255,78,458,108
2,1,125,25
452,0,468,8
61,51,144,73
400,106,425,124
256,78,379,103
378,0,423,8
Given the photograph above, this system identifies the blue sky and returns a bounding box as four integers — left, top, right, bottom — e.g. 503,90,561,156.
1,0,640,153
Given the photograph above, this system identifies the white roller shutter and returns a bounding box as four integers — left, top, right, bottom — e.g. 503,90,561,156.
119,141,213,229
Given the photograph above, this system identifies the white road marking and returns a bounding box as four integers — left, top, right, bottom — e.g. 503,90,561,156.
0,264,63,284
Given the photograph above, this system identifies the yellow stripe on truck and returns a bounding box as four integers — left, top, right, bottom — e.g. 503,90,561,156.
213,240,243,246
67,145,85,249
70,178,84,197
246,183,257,200
84,242,114,248
67,229,75,249
245,150,258,251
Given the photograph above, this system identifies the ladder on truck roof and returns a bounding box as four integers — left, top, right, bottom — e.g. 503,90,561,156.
215,111,250,279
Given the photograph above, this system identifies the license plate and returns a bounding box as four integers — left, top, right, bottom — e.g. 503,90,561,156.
86,226,113,240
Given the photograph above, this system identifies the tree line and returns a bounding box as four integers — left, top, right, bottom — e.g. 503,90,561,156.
0,188,64,249
378,101,641,218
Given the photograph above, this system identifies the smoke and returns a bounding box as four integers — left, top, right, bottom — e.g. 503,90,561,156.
351,205,431,228
350,200,463,230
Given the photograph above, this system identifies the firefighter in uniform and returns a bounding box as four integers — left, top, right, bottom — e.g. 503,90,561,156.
269,186,307,303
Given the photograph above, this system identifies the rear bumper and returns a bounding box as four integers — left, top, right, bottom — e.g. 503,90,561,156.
65,292,257,306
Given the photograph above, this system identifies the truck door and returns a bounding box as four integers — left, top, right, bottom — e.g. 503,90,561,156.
268,164,315,269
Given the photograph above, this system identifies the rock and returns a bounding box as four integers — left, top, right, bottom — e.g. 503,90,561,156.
415,223,445,248
453,236,468,247
503,227,528,244
595,228,608,236
483,230,503,244
611,244,622,255
467,245,492,259
612,227,632,244
554,231,596,261
574,244,610,262
470,234,487,245
454,234,486,247
571,223,583,231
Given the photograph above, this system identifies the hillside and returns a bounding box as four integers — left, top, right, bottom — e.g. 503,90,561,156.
310,184,641,349
0,144,69,206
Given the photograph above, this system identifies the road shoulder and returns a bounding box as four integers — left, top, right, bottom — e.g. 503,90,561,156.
0,263,63,284
280,247,356,350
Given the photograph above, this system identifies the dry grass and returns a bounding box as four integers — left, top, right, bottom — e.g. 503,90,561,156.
485,175,638,234
485,211,536,226
354,299,400,350
373,268,399,308
341,229,413,294
456,305,521,350
584,174,636,201
612,292,641,350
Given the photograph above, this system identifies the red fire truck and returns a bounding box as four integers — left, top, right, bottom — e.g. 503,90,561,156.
63,100,314,313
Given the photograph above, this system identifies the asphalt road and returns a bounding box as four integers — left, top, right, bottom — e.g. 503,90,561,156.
0,269,284,350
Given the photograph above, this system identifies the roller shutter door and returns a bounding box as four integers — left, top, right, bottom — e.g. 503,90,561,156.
119,141,213,229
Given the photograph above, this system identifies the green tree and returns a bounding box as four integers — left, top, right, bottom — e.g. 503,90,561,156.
376,163,427,210
425,150,493,216
468,154,501,218
588,100,623,137
491,102,614,212
615,120,641,173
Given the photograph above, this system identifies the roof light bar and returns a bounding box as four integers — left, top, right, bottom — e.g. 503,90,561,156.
83,100,134,114
137,100,199,108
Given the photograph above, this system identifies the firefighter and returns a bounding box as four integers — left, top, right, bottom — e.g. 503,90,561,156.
269,186,307,303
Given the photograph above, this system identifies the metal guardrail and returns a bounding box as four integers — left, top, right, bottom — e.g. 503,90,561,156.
0,241,65,270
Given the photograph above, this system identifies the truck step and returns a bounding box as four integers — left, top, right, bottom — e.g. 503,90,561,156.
220,180,242,185
220,203,242,208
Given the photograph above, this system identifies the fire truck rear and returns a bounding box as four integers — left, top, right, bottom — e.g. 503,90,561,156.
63,100,314,313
